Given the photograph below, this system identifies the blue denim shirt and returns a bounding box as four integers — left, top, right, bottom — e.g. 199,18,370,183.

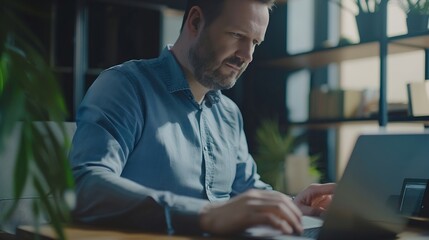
70,47,270,234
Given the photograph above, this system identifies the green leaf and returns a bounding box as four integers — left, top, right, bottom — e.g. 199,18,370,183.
33,178,67,240
0,53,7,93
13,122,31,199
1,1,72,238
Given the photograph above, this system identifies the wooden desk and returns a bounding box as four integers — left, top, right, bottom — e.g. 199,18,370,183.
16,225,224,240
397,228,429,240
16,225,429,240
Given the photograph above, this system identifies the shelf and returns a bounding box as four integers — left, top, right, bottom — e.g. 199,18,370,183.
389,115,429,123
254,1,429,130
258,33,429,70
390,32,429,49
291,117,378,126
289,116,429,128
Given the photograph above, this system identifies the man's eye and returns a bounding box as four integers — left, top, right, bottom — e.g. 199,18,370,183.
231,32,241,39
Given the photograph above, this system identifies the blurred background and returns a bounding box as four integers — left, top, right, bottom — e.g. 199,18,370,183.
12,0,429,186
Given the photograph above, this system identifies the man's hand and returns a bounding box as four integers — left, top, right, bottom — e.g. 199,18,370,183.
199,189,303,235
293,183,335,217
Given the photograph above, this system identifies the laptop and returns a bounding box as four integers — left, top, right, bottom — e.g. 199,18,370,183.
245,132,429,239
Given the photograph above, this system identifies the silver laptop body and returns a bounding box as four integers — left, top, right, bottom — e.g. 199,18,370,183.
317,132,429,239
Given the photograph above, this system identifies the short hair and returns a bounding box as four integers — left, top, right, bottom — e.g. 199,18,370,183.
180,0,275,32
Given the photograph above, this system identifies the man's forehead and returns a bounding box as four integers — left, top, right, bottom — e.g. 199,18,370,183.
215,1,269,35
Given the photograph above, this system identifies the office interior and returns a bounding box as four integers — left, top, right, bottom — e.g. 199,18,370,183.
1,0,429,237
4,0,429,182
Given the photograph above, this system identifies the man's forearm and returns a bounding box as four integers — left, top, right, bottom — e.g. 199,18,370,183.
72,167,209,234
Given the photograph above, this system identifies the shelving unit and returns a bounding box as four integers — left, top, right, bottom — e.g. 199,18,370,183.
246,0,429,181
256,0,429,128
391,33,429,48
288,116,429,128
256,32,429,127
71,0,176,117
257,40,419,70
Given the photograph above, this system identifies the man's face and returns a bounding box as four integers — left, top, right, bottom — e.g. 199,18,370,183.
189,0,270,91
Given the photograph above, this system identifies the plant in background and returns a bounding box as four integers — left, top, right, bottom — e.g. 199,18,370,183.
353,0,383,13
254,120,294,191
253,119,320,192
330,0,384,42
396,0,429,33
0,0,74,239
397,0,429,14
330,0,383,15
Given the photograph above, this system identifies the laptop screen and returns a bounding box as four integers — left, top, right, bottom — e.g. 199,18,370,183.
319,132,429,239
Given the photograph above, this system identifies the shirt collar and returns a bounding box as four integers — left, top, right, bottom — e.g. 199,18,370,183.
161,46,190,94
160,46,221,105
206,91,221,105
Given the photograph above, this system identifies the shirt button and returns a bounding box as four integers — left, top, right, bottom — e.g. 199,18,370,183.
203,146,208,151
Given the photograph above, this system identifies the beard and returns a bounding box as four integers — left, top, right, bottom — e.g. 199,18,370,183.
188,31,247,91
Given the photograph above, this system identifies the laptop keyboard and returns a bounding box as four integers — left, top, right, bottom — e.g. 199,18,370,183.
302,227,321,239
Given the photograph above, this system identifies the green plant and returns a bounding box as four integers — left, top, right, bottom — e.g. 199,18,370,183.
0,0,74,239
354,0,382,13
330,0,384,42
330,0,383,15
253,119,320,192
398,0,429,14
254,120,294,191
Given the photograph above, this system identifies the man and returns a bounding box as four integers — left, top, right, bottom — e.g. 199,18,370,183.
70,0,335,236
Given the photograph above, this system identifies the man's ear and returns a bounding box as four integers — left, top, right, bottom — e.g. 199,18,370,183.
186,6,204,35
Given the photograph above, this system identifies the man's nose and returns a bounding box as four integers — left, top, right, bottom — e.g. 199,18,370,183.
236,41,254,64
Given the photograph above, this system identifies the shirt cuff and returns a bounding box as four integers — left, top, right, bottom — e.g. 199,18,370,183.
163,198,209,235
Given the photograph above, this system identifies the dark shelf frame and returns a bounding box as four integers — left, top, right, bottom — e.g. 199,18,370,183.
258,0,429,128
257,32,429,71
289,116,429,128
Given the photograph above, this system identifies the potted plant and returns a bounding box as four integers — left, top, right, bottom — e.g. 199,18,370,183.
331,0,383,42
253,119,320,194
1,0,74,239
397,0,429,34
